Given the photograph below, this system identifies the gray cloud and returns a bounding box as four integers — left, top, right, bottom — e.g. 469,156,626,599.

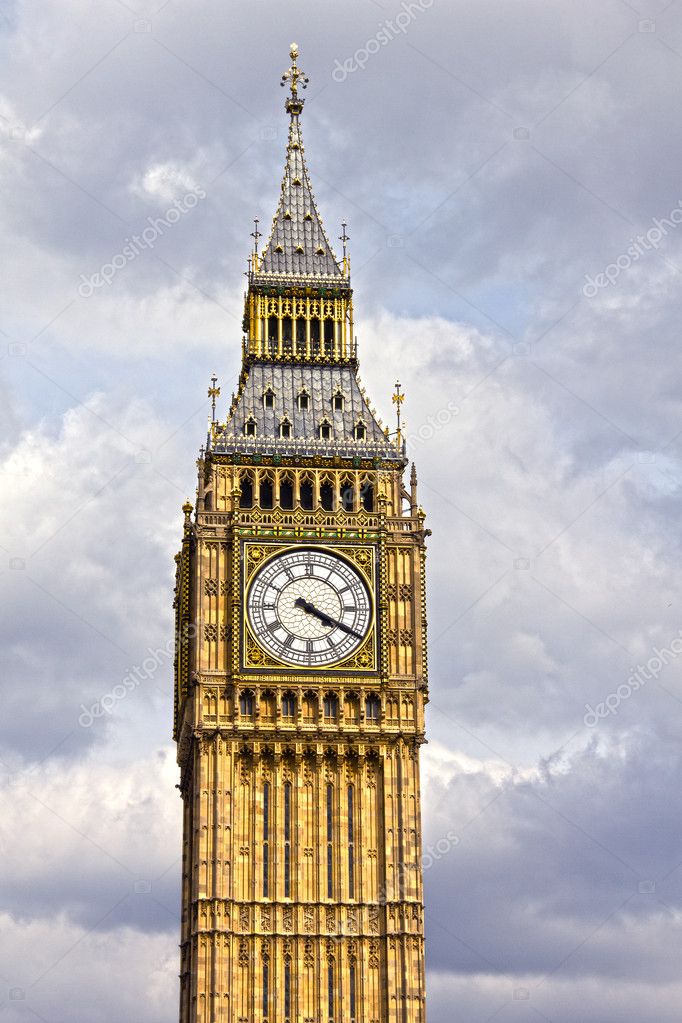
2,0,682,1019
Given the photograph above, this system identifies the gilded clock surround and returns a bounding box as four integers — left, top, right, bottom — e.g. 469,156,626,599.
173,44,430,1023
242,542,377,673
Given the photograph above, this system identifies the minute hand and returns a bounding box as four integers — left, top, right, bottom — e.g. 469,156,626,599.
294,598,364,640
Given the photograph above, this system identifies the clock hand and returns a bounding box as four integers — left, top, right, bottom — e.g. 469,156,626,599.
294,597,364,640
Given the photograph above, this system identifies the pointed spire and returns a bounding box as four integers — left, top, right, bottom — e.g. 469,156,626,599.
255,43,346,284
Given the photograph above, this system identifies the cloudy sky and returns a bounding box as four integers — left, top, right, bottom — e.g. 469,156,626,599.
3,0,682,1019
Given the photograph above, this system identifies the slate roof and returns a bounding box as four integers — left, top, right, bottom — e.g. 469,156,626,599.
254,111,345,284
211,363,402,461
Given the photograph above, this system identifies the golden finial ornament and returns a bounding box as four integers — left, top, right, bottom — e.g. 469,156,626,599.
392,381,405,445
208,373,221,423
281,42,309,114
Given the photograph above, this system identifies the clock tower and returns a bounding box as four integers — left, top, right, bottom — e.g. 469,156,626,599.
173,44,429,1023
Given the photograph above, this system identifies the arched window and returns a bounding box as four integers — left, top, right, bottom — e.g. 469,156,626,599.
262,387,275,409
365,694,380,721
303,692,318,723
345,693,359,724
259,475,273,510
267,315,277,342
262,781,270,898
260,690,275,721
297,389,310,411
284,781,292,899
323,693,338,721
327,963,335,1021
320,480,334,511
299,475,314,510
349,962,356,1021
333,391,344,411
239,690,254,717
326,783,334,898
354,420,366,441
340,477,355,512
279,417,292,439
310,319,320,348
282,692,296,719
348,785,355,899
319,418,332,441
361,481,374,513
279,474,294,509
282,316,293,345
239,473,254,509
244,417,256,438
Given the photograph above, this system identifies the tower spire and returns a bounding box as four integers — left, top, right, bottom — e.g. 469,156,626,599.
249,42,348,288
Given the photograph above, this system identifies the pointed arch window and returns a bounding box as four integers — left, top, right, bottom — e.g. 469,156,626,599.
284,780,292,898
348,784,355,899
320,479,334,511
284,960,292,1019
297,389,310,411
340,477,355,513
279,417,292,439
323,693,338,721
262,387,275,409
353,421,366,441
361,480,374,513
349,962,357,1022
259,474,274,509
319,418,332,441
262,780,270,898
282,692,296,719
299,474,314,510
365,694,380,722
327,962,335,1021
279,472,294,509
326,782,334,898
239,689,254,717
333,390,345,412
244,416,256,438
239,472,254,508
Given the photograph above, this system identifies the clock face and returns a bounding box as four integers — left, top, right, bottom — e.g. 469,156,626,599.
246,547,373,667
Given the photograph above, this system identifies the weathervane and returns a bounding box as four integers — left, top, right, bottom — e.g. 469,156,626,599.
392,380,405,445
208,373,221,423
281,42,309,113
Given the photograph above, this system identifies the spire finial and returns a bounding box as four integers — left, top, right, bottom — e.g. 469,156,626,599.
251,217,260,255
392,380,405,445
339,221,349,259
208,373,220,423
281,42,309,115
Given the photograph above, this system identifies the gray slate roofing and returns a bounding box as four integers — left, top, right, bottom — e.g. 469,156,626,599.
212,363,401,461
257,112,344,281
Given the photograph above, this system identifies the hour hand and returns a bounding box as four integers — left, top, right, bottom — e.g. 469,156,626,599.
294,597,363,640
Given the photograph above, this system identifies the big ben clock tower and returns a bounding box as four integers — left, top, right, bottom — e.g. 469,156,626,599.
173,44,429,1023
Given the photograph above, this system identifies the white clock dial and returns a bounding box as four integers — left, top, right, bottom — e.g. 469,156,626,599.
246,547,372,667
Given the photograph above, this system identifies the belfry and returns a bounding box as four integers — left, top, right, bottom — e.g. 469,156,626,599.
173,44,429,1023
